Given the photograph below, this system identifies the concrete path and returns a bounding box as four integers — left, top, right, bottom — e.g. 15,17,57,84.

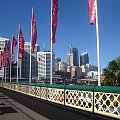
0,91,48,120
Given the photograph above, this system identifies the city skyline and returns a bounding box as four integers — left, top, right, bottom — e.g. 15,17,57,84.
0,0,120,69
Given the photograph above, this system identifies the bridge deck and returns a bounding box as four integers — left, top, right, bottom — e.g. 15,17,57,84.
0,88,117,120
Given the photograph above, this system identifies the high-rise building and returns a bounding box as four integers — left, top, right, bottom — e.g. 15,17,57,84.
67,53,74,66
67,45,79,66
55,57,61,63
58,61,68,72
21,42,40,79
37,51,55,81
0,37,10,79
80,52,89,66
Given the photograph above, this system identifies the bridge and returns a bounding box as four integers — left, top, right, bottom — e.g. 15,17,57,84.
0,82,120,120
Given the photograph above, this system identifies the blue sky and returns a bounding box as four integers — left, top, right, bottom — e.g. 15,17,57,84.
0,0,120,69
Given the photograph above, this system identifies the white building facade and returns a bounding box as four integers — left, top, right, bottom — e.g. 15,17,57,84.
58,61,68,72
67,53,74,66
37,51,55,81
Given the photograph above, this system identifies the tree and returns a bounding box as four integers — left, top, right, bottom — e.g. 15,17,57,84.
103,57,120,86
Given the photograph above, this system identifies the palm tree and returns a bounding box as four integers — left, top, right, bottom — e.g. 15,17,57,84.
103,57,120,86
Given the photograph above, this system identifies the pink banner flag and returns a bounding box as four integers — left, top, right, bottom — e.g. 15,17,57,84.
0,51,3,69
12,36,17,62
3,48,6,67
31,9,37,53
52,0,58,43
6,44,10,65
18,28,24,59
3,44,10,66
88,0,96,24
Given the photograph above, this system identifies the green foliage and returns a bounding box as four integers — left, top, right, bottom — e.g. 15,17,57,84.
103,57,120,86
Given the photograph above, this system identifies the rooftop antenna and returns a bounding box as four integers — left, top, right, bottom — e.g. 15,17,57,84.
43,43,46,51
70,44,72,53
0,33,2,37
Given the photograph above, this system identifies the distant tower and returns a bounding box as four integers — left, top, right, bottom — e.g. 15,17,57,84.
55,57,61,63
80,52,89,66
67,45,79,66
43,43,46,51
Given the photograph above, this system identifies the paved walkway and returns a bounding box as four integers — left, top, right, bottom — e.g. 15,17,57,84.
0,91,48,120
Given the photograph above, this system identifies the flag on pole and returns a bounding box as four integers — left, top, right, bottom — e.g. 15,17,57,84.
88,0,96,24
52,0,58,43
31,9,37,53
3,48,6,67
12,36,17,62
0,51,3,69
3,44,10,66
6,44,10,65
18,28,24,59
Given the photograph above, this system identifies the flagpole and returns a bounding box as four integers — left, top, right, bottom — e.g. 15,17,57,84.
17,25,20,82
29,40,31,83
2,70,3,81
5,66,6,82
4,45,6,82
29,8,33,83
95,0,101,86
50,0,53,85
10,35,12,82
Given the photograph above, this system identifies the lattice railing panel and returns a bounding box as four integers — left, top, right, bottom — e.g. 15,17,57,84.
94,92,120,119
65,89,93,112
41,87,47,100
20,85,29,94
28,86,36,96
11,83,15,91
5,82,11,89
36,86,41,98
47,88,64,105
14,84,21,92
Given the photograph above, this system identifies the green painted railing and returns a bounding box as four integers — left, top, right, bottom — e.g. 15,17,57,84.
0,81,120,119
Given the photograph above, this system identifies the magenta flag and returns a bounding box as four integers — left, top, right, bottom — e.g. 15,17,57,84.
3,44,9,66
3,48,6,67
0,51,3,69
12,36,17,62
18,28,24,59
88,0,96,24
31,9,37,53
52,0,58,43
6,44,10,65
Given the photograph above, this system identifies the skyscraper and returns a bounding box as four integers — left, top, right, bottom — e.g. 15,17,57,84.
67,45,79,66
80,52,89,66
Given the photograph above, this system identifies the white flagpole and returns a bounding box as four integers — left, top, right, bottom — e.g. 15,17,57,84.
10,35,12,82
4,54,6,82
2,69,3,81
95,0,101,86
17,25,20,82
50,0,53,84
5,66,6,82
29,8,33,83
